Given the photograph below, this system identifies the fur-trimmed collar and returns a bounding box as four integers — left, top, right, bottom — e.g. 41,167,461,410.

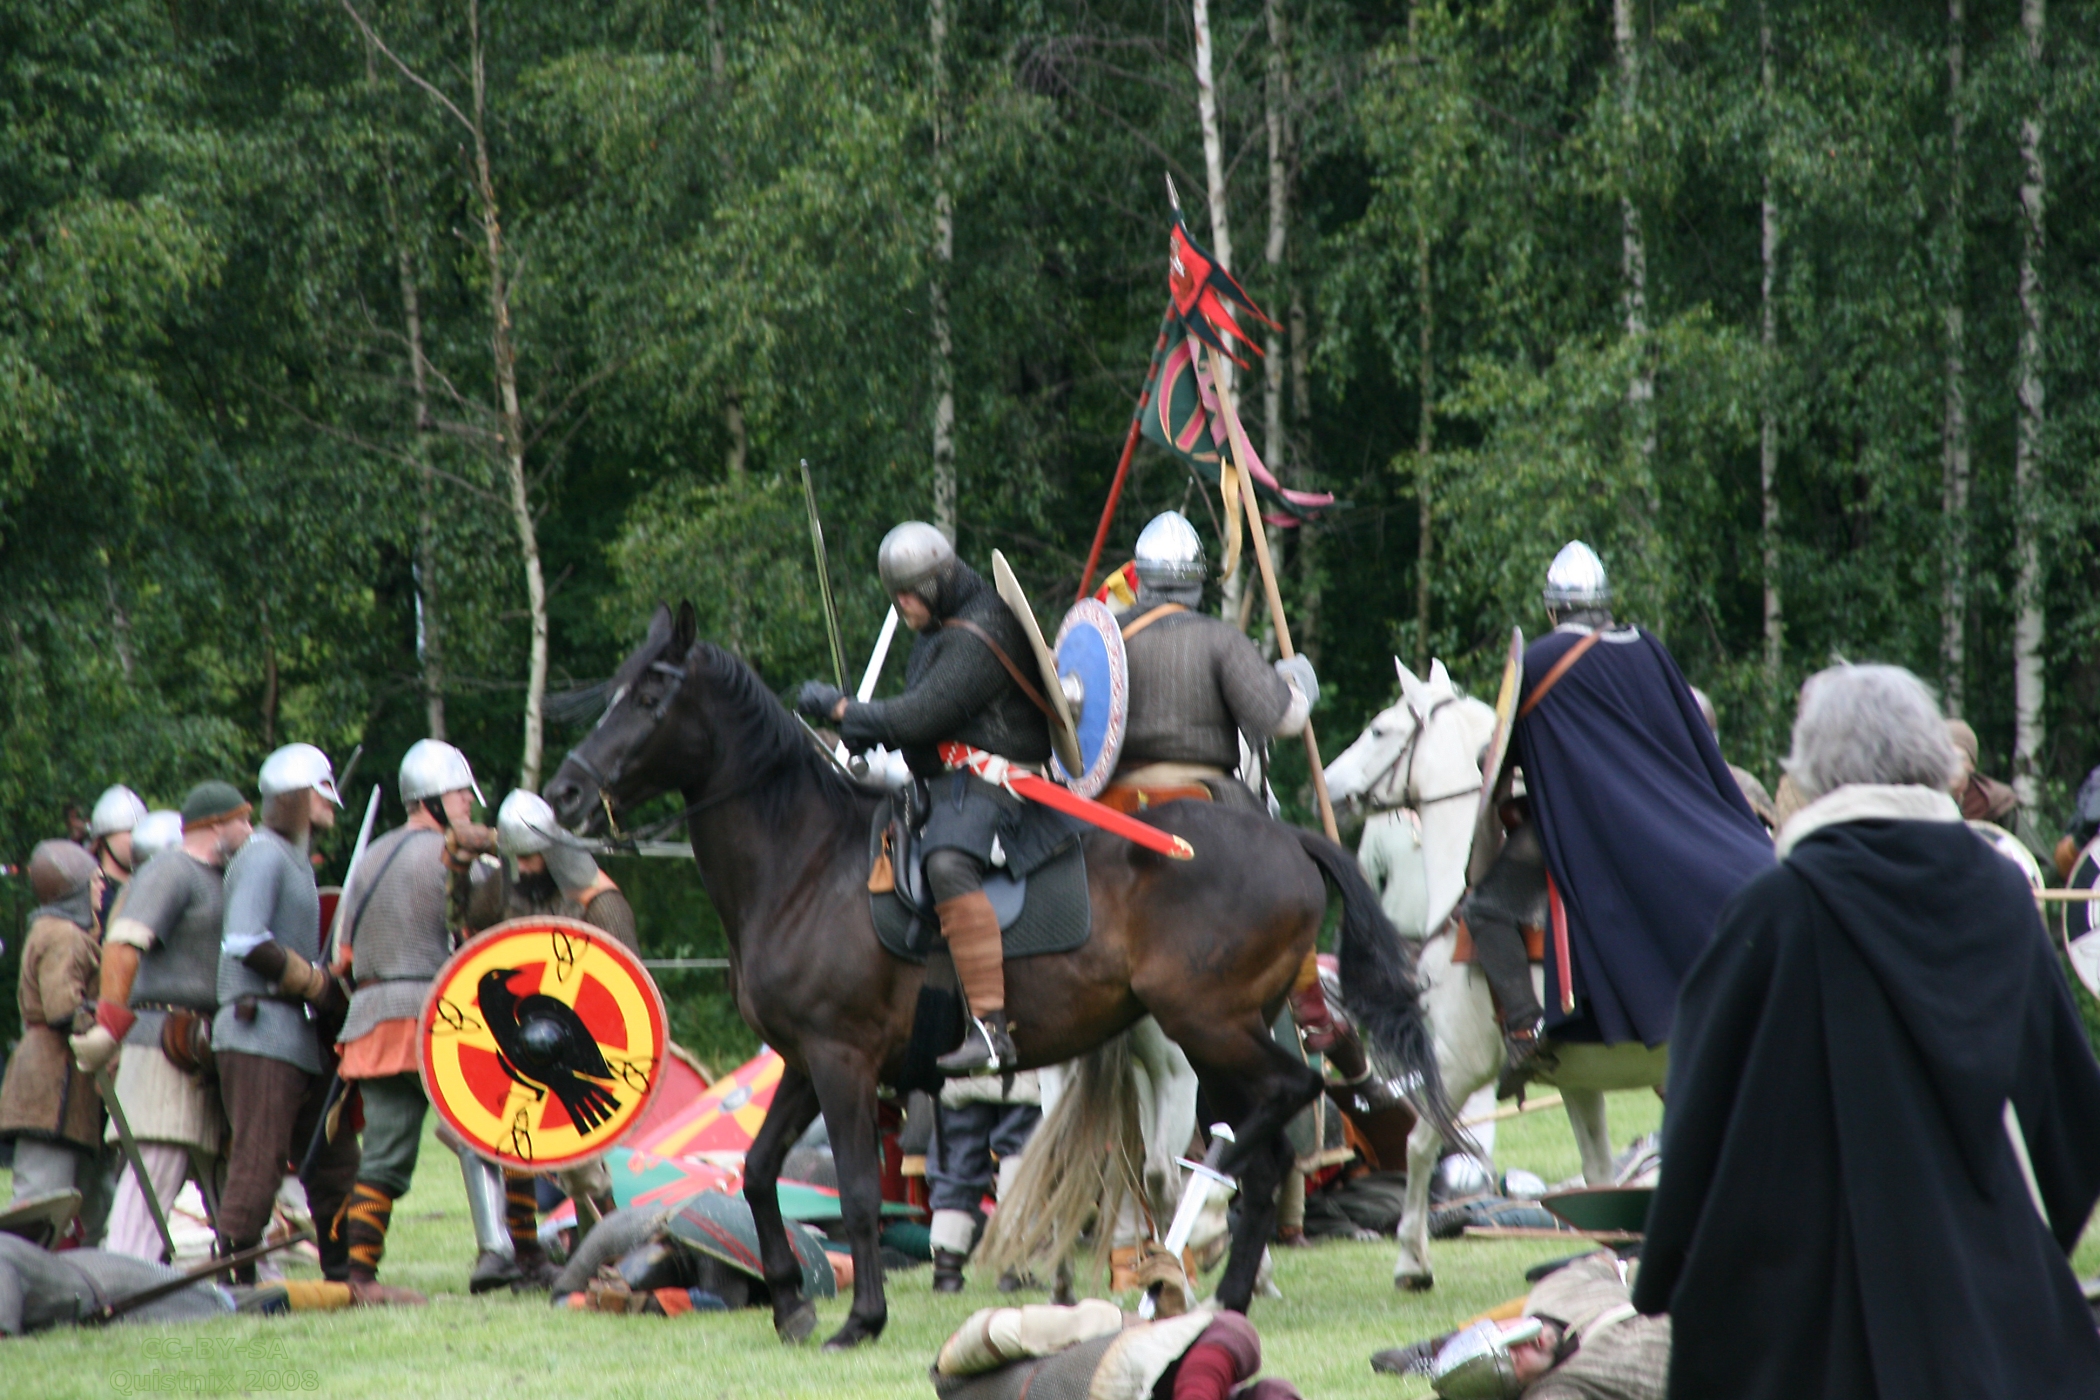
1775,783,1962,859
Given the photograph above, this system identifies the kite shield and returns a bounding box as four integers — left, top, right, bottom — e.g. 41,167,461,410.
991,549,1084,778
1467,628,1525,889
2063,840,2100,999
420,915,668,1172
1049,599,1129,799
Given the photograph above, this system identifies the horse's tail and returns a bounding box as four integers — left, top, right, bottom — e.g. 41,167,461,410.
1294,829,1466,1150
976,1033,1147,1286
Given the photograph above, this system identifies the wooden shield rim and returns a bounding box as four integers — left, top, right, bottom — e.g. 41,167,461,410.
418,914,668,1171
1467,628,1525,888
2063,841,2100,999
991,549,1084,776
1050,598,1129,799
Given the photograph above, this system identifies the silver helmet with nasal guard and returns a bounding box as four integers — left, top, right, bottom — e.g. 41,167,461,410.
1542,540,1611,613
399,739,483,807
1133,511,1207,587
1430,1318,1544,1400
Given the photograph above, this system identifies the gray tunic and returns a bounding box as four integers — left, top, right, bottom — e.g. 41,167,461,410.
212,828,323,1074
338,826,451,1045
1117,609,1291,773
115,852,224,1046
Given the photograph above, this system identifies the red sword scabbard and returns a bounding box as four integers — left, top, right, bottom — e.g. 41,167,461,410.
1547,873,1575,1014
1007,773,1195,861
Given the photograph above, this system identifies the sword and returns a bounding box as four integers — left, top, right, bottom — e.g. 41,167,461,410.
839,607,902,778
1139,1122,1235,1319
83,1233,314,1325
325,785,381,969
96,1067,177,1263
799,459,851,694
336,742,365,796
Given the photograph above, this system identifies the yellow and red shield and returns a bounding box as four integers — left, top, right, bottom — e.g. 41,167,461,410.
419,915,667,1171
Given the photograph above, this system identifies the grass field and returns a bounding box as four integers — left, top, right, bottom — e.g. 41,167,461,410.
9,1091,2099,1398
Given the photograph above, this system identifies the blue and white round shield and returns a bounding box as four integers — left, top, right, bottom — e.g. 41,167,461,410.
1051,599,1129,799
2063,838,2100,998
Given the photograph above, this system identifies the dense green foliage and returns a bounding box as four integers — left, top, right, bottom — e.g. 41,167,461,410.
5,0,2099,1044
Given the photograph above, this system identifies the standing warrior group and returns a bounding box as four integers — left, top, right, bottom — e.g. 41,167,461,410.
0,738,636,1306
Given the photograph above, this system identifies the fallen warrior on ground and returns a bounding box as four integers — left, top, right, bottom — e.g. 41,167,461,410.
1372,1251,1666,1400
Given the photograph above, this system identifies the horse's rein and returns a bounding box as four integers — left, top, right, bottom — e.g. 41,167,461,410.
1363,696,1482,814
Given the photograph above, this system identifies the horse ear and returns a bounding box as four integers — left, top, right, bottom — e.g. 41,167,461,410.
645,603,674,646
1395,658,1426,710
673,600,698,654
1428,658,1452,693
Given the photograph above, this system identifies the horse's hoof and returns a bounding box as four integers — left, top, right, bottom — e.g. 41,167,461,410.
821,1318,883,1350
775,1298,818,1344
1395,1271,1435,1293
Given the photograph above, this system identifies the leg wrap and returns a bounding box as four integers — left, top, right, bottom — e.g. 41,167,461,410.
505,1171,542,1256
342,1183,395,1282
937,891,1005,1017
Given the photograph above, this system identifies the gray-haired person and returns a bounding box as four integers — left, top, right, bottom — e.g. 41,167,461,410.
1634,664,2100,1399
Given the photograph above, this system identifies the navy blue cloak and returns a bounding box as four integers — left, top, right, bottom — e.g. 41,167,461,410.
1513,625,1772,1046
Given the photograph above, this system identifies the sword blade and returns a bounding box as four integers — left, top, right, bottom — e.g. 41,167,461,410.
799,459,850,693
325,786,382,967
86,1233,314,1324
856,607,899,702
96,1067,177,1263
1007,773,1194,860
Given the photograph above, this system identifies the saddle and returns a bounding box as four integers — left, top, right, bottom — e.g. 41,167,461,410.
866,785,1089,965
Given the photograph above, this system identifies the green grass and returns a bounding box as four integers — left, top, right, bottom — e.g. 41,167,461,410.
8,1091,2099,1398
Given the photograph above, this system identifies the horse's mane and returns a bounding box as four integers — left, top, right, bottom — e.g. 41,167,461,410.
689,642,869,829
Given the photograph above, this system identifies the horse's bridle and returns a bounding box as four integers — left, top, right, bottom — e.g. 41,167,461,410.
559,655,748,844
1361,695,1483,815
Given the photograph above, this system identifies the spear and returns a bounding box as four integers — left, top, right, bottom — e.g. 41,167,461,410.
1077,314,1173,602
799,459,850,694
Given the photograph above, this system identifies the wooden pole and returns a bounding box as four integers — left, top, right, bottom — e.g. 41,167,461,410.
1078,322,1172,602
1200,345,1340,842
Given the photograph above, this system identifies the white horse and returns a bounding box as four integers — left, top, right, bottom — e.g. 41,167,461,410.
1325,659,1669,1291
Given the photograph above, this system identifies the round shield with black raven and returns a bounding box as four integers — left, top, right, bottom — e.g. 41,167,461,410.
420,915,668,1171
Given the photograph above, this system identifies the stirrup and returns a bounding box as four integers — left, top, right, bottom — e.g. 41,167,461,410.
937,1016,1010,1076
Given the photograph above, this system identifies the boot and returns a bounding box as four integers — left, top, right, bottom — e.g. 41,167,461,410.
504,1172,560,1293
932,1248,967,1294
341,1183,396,1287
347,1279,427,1306
1496,1015,1556,1101
934,890,1014,1075
1287,952,1342,1053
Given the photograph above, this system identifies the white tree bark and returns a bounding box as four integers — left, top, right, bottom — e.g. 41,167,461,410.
1193,0,1240,621
1941,0,1969,715
1614,0,1655,493
2013,0,2046,822
1759,3,1782,684
929,0,956,541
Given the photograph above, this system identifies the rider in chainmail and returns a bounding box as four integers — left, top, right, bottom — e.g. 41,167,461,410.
1100,512,1337,1050
796,521,1063,1076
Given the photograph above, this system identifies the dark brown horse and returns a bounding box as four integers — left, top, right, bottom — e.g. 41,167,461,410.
544,604,1452,1349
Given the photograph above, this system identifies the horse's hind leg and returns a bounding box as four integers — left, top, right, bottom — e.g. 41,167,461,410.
1130,1017,1198,1223
805,1047,889,1349
745,1064,822,1343
1180,1028,1321,1314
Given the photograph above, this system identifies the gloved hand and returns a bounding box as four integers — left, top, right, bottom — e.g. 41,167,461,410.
1274,654,1319,709
71,1023,121,1075
795,681,845,720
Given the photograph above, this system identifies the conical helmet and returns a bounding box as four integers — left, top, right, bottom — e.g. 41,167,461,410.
1134,511,1206,587
399,739,482,806
876,522,956,610
1542,541,1610,612
89,785,148,840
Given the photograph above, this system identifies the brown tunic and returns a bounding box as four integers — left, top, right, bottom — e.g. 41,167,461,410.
0,915,103,1149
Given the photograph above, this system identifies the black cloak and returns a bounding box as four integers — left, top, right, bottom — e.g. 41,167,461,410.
1633,812,2100,1399
1515,625,1773,1045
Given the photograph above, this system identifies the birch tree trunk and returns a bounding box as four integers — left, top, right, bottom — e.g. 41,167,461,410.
1614,0,1656,504
1759,3,1782,686
1941,0,1969,716
1291,287,1318,665
1262,0,1288,472
1192,0,1242,623
464,2,549,791
2013,0,2046,823
929,0,957,541
1410,2,1433,678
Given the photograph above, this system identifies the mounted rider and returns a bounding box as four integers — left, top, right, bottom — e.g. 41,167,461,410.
1101,511,1338,1048
1468,543,1771,1092
796,521,1067,1076
211,744,360,1285
332,740,532,1300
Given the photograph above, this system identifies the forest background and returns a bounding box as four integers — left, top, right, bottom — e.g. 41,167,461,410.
5,0,2099,1057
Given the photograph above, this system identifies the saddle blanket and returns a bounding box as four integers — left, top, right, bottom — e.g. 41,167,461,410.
867,797,1090,965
